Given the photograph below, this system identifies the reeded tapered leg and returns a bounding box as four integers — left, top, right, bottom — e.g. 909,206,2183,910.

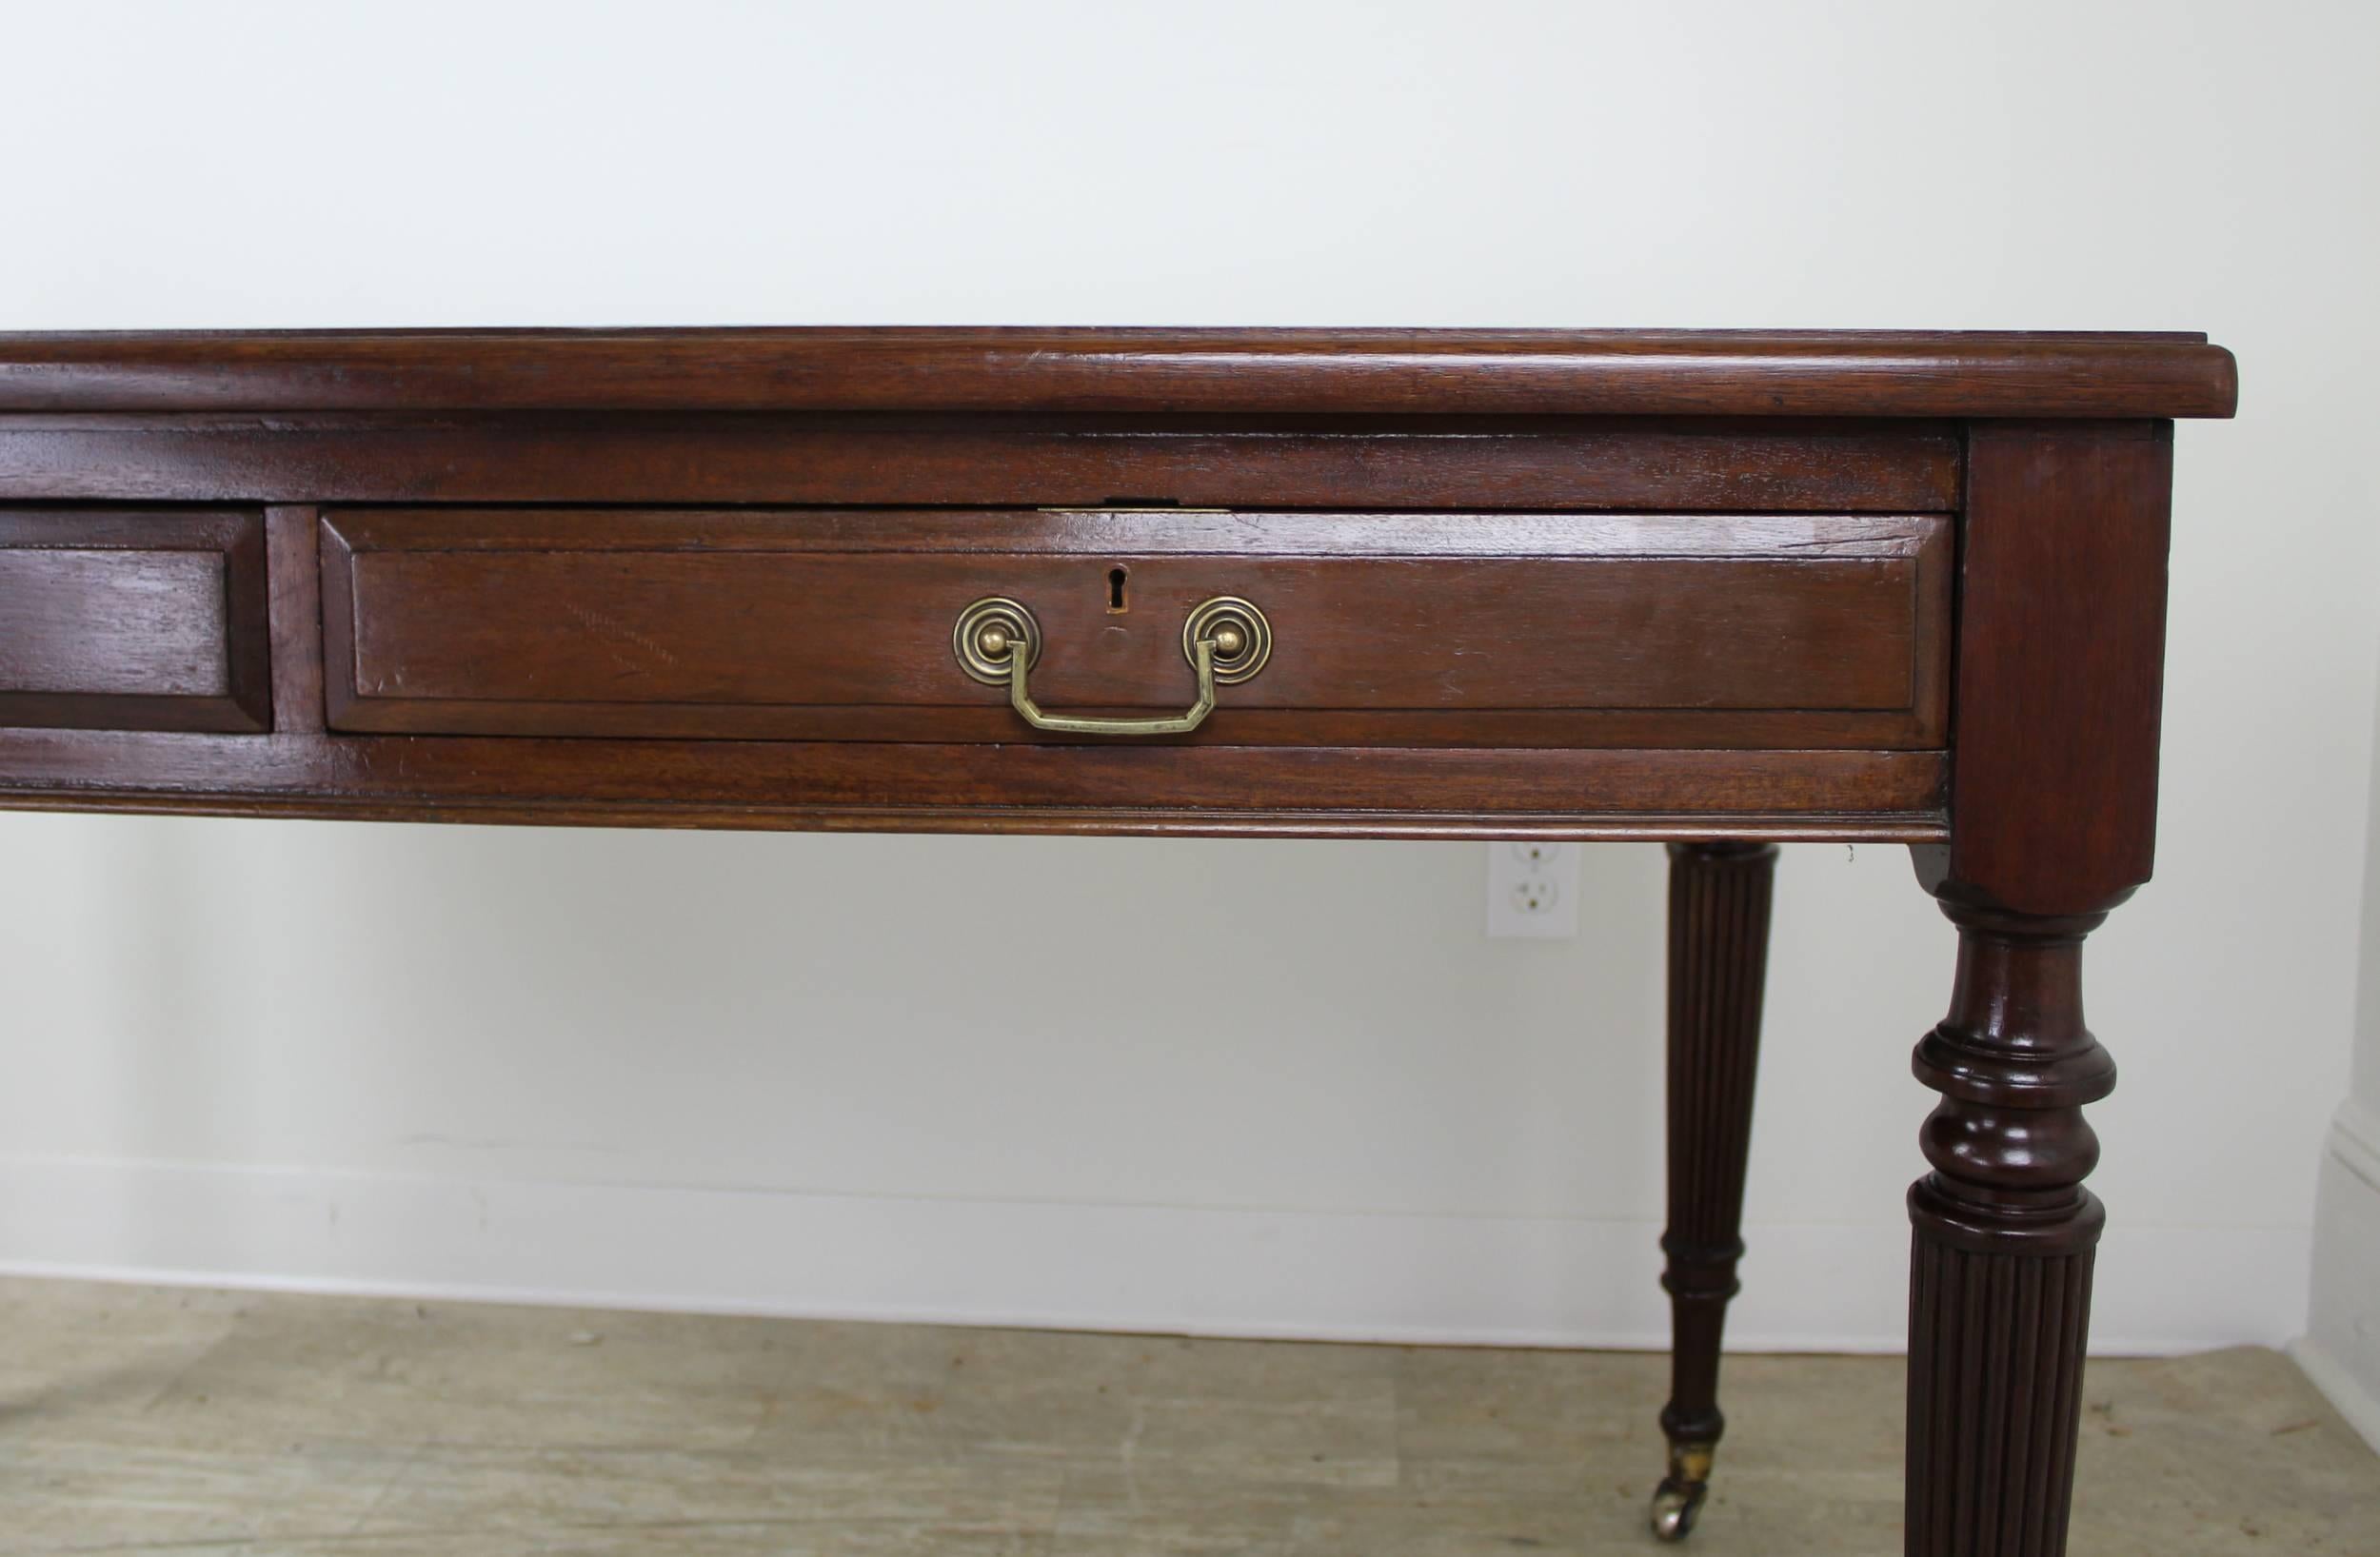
1651,840,1776,1541
1906,900,2114,1557
1895,419,2170,1549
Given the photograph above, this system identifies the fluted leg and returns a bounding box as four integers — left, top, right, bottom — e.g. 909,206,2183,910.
1906,901,2115,1557
1652,840,1776,1541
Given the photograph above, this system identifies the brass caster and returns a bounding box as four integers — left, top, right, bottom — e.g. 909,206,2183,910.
1649,1441,1715,1541
1649,1475,1708,1542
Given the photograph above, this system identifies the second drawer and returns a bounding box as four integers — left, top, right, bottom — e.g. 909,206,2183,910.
319,507,1949,748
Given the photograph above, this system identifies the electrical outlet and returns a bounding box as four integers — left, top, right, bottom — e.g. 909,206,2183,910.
1486,840,1580,938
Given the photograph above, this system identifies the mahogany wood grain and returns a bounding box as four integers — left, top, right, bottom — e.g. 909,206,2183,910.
1891,418,2186,1557
0,414,1962,513
1657,841,1777,1529
319,510,1950,749
0,790,1939,843
1906,902,2114,1557
0,729,1946,837
0,326,2241,1552
0,329,2237,419
1936,423,2174,918
0,508,268,733
264,505,325,735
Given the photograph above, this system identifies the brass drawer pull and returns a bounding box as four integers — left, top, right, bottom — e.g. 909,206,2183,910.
953,595,1271,737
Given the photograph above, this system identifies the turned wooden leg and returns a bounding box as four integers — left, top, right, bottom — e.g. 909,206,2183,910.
1906,898,2116,1557
1895,417,2172,1547
1652,840,1776,1541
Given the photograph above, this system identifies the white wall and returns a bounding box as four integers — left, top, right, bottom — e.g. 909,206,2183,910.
2300,675,2380,1443
2,0,2374,1352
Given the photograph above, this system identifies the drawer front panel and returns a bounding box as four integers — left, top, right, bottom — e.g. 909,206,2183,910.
0,509,269,733
322,509,1948,749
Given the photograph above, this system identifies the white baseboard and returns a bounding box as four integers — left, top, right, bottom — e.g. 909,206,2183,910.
2291,1335,2380,1453
2296,1101,2380,1451
0,1154,2308,1354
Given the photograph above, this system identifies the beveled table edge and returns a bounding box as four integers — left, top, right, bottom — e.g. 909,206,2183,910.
0,327,2239,420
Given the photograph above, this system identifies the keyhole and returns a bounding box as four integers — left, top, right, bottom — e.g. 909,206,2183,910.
1106,565,1129,613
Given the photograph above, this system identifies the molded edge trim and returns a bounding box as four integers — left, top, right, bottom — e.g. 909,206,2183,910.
0,328,2239,419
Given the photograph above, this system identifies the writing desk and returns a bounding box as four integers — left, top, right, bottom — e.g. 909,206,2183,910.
0,327,2238,1552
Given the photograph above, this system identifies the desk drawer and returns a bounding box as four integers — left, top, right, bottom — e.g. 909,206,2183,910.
321,508,1948,749
0,508,270,733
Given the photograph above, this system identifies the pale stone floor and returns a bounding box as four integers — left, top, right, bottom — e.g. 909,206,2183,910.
0,1278,2373,1555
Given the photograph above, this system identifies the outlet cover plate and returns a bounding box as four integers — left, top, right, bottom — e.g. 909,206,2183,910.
1485,840,1581,939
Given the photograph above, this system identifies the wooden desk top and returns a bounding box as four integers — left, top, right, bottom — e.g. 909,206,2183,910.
0,326,2238,419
